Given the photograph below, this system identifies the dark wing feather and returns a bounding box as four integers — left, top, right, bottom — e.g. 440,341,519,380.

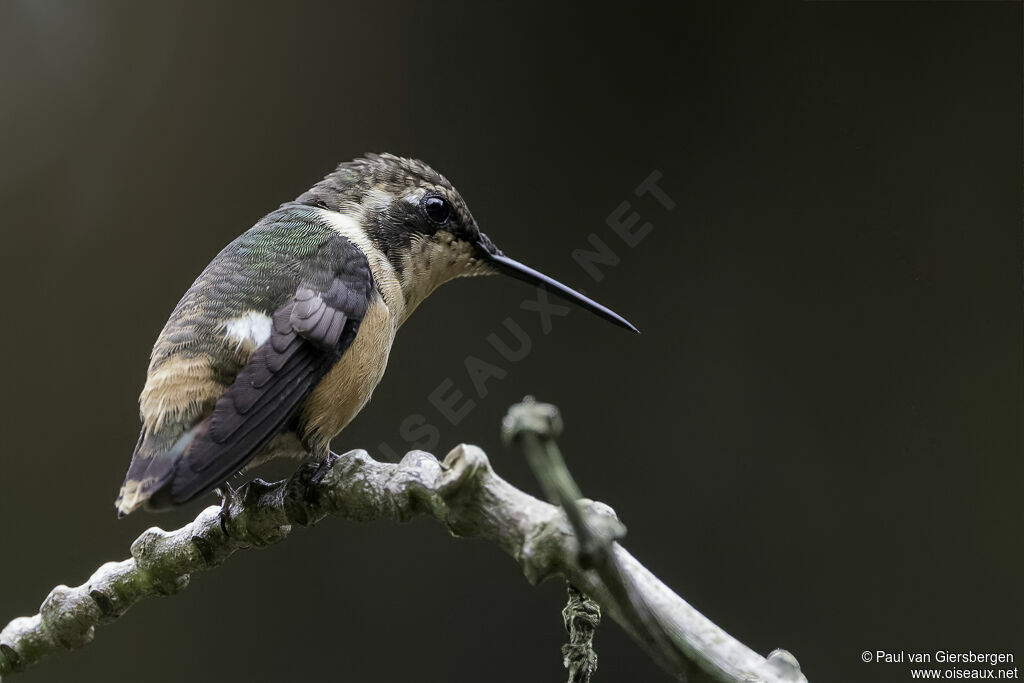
164,235,372,505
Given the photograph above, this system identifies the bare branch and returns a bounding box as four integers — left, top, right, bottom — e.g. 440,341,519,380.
0,441,807,683
502,397,806,682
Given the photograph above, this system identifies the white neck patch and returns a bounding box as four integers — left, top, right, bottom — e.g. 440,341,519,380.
314,207,406,323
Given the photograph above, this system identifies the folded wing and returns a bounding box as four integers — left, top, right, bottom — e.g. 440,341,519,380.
159,234,373,507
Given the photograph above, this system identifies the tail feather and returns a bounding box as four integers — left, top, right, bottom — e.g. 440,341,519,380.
115,426,196,516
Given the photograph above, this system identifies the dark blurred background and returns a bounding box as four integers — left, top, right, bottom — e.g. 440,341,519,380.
0,2,1020,682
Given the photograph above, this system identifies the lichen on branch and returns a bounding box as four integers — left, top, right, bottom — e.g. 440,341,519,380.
0,435,806,683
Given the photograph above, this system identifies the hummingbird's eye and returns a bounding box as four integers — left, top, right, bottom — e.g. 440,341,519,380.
422,195,451,224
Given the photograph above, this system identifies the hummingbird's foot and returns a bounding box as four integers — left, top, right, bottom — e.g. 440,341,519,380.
215,483,236,536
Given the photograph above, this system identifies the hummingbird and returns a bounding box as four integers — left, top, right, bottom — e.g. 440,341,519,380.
115,154,637,518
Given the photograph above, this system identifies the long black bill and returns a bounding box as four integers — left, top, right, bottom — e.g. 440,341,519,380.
488,253,639,333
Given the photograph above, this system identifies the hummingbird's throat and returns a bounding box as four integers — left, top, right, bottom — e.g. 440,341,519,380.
397,231,491,320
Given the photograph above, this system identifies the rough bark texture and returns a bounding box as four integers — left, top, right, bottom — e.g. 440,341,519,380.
0,444,807,683
562,584,601,682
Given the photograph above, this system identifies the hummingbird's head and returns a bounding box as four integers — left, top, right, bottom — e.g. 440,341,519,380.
297,154,637,332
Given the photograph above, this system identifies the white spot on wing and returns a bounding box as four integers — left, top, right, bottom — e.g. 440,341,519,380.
224,311,273,351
